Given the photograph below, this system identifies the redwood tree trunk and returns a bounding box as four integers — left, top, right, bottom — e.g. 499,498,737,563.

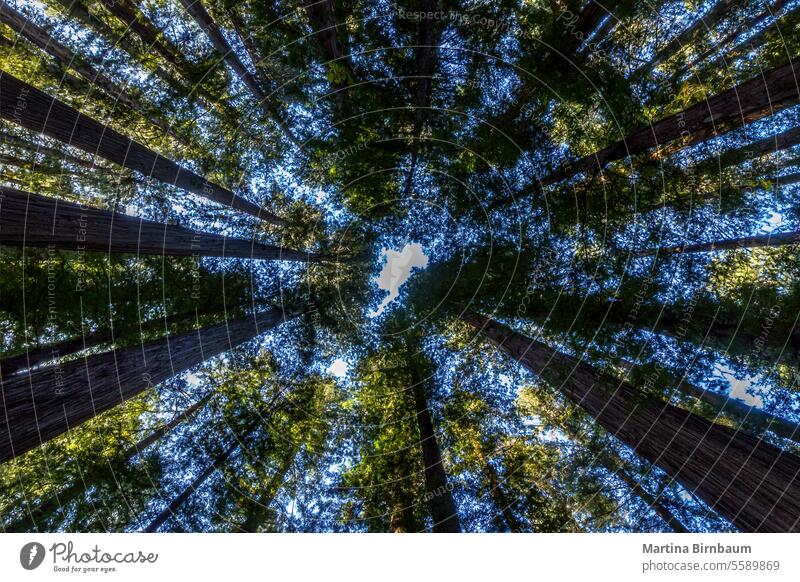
0,2,185,143
409,371,461,532
0,187,314,260
178,0,299,146
5,393,213,533
678,382,800,444
609,464,688,533
537,58,800,191
144,439,240,532
0,308,295,463
0,303,245,378
0,72,282,223
463,313,800,532
636,230,800,256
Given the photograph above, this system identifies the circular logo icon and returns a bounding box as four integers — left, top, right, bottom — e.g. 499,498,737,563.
20,542,46,570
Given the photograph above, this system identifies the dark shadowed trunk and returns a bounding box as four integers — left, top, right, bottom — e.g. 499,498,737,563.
0,72,282,223
238,447,296,532
178,0,299,146
536,58,800,191
144,439,241,532
636,230,800,256
303,0,354,118
0,188,315,260
0,308,296,463
609,464,688,533
408,365,461,533
634,0,738,78
675,381,800,444
682,0,792,73
463,313,800,532
0,303,246,378
5,393,213,533
0,2,185,143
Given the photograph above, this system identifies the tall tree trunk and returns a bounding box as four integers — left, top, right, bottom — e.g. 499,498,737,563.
0,308,296,463
609,463,689,533
401,0,439,199
0,72,282,223
682,0,792,73
1,131,94,168
536,58,800,191
0,2,187,145
303,0,354,118
408,366,461,532
675,381,800,444
636,230,800,256
5,393,213,533
482,456,524,532
179,0,300,146
238,446,296,533
144,439,240,532
706,4,800,72
0,302,246,378
50,0,225,119
633,0,739,79
463,312,800,532
0,188,315,260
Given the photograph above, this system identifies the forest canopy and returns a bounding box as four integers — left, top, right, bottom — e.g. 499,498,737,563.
1,0,800,533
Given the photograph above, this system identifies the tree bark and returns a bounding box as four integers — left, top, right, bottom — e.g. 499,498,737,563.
0,72,282,223
408,368,461,532
0,2,186,144
5,393,212,532
0,188,316,260
0,308,295,463
0,302,245,378
636,230,800,256
463,312,800,532
144,439,240,532
536,58,800,191
178,0,299,146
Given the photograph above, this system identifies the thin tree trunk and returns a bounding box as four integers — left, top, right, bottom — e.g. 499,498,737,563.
1,131,94,168
0,308,296,463
238,447,296,532
536,58,800,191
401,0,438,198
706,4,800,72
408,367,461,532
0,72,282,223
676,382,800,444
482,457,524,532
463,312,800,532
636,230,800,256
303,0,354,118
144,439,240,532
178,0,299,146
5,393,212,533
0,302,245,378
0,2,186,145
50,0,218,117
633,0,739,79
0,188,315,260
610,464,689,533
682,0,792,73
